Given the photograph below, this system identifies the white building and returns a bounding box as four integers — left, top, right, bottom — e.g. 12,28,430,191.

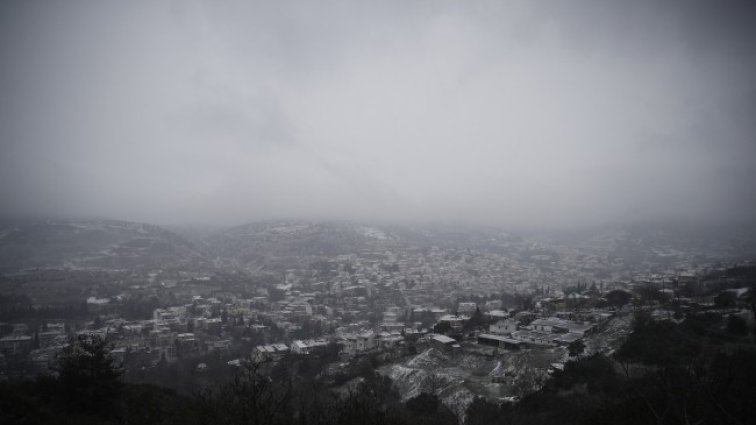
489,319,518,335
457,302,477,314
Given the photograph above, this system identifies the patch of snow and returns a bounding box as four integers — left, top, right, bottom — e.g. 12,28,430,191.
86,296,110,305
356,226,394,241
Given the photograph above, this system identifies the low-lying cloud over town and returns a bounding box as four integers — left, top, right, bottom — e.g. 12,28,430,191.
2,0,755,228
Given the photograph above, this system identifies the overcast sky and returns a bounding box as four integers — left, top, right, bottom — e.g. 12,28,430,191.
1,0,755,229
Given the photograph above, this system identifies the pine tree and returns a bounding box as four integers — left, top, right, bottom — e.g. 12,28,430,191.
55,335,123,417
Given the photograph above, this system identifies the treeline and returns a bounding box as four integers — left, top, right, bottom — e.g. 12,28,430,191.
0,294,89,321
0,336,456,425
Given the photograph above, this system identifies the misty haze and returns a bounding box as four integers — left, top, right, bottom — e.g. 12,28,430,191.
1,1,755,425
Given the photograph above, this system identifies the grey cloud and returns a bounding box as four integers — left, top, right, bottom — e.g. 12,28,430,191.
0,0,754,229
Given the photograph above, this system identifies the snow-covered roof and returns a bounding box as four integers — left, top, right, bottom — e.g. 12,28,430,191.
431,334,456,344
478,333,521,345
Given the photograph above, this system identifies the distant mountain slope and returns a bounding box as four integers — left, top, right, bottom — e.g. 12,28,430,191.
204,221,401,265
577,221,756,265
2,217,752,274
199,220,522,270
0,219,208,271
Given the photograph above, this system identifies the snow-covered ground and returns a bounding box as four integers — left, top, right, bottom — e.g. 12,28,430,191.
378,346,561,420
356,226,394,241
584,314,633,356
